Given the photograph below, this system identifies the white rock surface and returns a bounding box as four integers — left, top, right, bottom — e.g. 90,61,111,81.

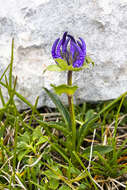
0,0,127,109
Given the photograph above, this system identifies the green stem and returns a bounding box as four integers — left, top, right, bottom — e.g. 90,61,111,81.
67,71,76,150
13,119,19,183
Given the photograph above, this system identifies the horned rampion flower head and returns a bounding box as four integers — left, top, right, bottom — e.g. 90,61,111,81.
44,32,94,72
52,32,86,68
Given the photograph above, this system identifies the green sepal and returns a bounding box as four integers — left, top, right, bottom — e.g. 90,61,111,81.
44,56,94,73
51,84,78,95
55,59,68,70
55,58,89,71
85,56,94,66
43,64,63,73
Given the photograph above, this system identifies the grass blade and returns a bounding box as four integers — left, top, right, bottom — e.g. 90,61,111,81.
43,88,71,130
34,117,70,135
0,87,5,106
77,91,127,151
9,38,14,90
73,151,98,190
0,80,35,110
0,64,10,81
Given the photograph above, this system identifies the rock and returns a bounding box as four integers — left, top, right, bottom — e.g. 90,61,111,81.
0,0,127,109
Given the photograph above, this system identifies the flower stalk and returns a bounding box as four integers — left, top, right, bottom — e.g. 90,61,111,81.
67,71,76,150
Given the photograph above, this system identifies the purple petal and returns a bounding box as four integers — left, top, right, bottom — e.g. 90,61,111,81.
56,39,63,58
62,31,68,45
67,34,76,43
73,60,82,68
70,40,75,60
77,40,82,50
71,41,82,55
62,37,70,53
65,51,70,64
51,38,60,58
71,41,85,68
79,37,86,54
73,55,85,67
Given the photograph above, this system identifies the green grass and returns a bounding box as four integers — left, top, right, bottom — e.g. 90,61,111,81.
0,40,127,190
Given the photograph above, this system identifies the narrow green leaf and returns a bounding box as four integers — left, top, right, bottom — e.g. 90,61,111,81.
9,38,14,90
5,75,9,88
15,91,34,109
9,76,17,105
0,80,36,110
73,151,98,190
95,151,113,173
44,64,63,72
34,117,70,135
77,118,97,151
18,150,30,161
43,88,71,130
117,138,127,158
82,145,113,157
30,181,44,190
0,87,5,106
36,136,49,146
51,84,78,95
0,64,10,81
29,96,39,126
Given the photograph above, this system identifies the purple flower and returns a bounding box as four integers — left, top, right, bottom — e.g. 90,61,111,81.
51,32,86,68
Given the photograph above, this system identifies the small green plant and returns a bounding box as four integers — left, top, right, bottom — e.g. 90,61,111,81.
44,32,95,153
43,32,126,155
